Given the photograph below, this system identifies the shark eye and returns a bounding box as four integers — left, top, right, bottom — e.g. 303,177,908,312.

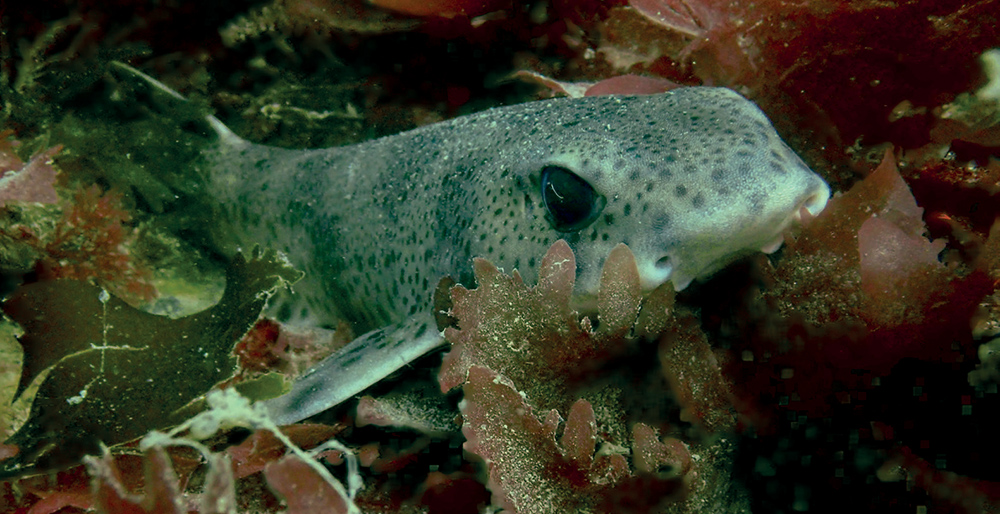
541,165,605,232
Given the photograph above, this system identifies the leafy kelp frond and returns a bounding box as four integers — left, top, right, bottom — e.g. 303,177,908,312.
0,248,301,477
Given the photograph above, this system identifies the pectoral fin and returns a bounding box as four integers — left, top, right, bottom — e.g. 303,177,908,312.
262,312,444,425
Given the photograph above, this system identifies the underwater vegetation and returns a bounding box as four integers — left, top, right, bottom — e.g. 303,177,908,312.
0,0,999,512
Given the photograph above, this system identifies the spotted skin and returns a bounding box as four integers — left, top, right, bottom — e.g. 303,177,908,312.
197,87,830,423
205,87,827,328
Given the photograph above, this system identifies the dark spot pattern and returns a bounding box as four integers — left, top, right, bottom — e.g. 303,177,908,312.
207,86,826,354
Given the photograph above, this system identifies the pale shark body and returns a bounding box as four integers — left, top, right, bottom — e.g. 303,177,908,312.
183,81,830,424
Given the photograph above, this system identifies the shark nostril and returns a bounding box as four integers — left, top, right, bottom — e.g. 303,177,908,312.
792,190,830,222
655,256,672,273
638,255,676,292
802,182,831,216
803,193,825,215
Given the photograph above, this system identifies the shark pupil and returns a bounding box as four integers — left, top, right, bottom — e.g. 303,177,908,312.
541,165,602,232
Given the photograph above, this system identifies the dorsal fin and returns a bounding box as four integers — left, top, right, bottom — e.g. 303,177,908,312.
108,61,246,148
